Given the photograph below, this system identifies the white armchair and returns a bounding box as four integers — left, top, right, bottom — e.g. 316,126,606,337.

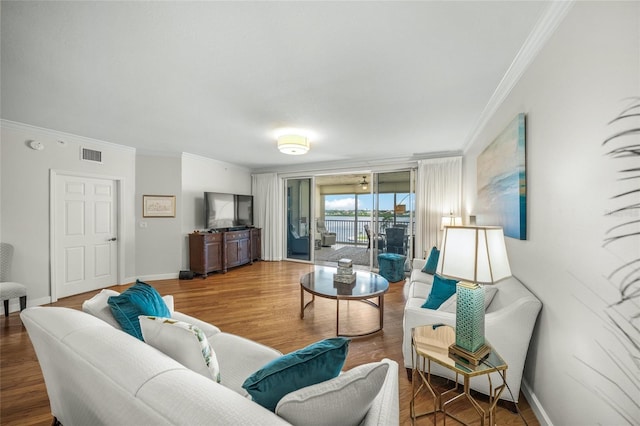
317,220,337,247
402,259,542,403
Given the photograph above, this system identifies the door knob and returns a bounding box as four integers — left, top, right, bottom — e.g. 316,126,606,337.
108,237,117,242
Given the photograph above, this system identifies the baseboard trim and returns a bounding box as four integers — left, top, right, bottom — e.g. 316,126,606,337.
522,379,553,426
129,273,178,283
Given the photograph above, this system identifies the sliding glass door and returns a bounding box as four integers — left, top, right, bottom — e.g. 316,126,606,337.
374,171,416,264
313,170,415,270
286,178,312,262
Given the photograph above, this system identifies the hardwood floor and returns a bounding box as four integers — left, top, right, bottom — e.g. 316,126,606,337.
1,261,539,425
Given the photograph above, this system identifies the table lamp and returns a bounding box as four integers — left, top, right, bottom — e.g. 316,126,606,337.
436,226,511,364
440,214,462,230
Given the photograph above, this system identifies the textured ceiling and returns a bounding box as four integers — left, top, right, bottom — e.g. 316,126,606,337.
1,1,551,170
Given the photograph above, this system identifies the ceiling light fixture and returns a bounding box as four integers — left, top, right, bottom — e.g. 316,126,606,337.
277,134,310,155
360,176,369,191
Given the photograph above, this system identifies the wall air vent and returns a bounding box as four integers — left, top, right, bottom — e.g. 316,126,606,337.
81,147,103,164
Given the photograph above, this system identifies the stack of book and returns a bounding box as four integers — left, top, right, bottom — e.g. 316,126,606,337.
334,258,356,284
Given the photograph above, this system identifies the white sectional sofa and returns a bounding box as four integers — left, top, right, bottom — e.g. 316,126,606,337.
21,292,399,426
402,259,542,403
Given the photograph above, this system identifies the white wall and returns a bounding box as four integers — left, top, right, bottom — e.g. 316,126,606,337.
180,153,252,268
135,154,183,280
0,123,252,300
0,121,137,304
463,2,639,424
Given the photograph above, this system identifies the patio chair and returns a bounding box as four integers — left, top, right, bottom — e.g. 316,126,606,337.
364,224,385,252
316,220,336,247
385,227,406,255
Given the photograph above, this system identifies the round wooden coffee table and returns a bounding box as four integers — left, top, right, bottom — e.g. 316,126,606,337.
300,266,389,337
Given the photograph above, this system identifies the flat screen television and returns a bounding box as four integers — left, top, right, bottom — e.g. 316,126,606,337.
204,192,254,230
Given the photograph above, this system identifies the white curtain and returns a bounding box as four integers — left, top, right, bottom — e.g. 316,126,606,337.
252,173,283,261
415,157,462,258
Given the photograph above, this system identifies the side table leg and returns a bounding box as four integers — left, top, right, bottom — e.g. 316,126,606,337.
443,376,486,426
488,370,507,426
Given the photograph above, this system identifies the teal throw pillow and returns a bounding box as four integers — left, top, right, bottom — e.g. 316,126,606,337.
242,337,350,412
107,280,170,340
421,274,458,310
421,247,440,275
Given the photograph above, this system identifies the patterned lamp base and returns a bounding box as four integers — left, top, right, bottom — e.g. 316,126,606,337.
451,281,490,365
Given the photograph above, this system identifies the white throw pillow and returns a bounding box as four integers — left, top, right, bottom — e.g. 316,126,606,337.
82,289,174,329
81,289,123,328
275,361,389,426
139,315,221,383
438,286,498,313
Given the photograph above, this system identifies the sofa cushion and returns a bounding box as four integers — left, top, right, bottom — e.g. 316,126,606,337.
107,280,171,340
82,288,173,329
242,337,349,411
438,286,498,313
421,274,458,309
421,247,440,275
275,361,389,426
209,332,282,397
139,316,221,382
410,268,435,290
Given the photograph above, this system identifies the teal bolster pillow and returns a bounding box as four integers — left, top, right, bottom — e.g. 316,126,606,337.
242,337,350,412
107,280,170,340
421,274,458,310
421,246,440,275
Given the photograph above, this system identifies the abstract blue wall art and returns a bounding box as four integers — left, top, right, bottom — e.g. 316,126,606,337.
477,113,527,240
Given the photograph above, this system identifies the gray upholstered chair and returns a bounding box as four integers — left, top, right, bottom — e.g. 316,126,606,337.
385,227,406,255
288,226,310,255
0,243,27,317
317,220,337,246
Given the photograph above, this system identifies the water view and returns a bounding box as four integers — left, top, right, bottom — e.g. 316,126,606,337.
322,214,413,245
321,193,415,244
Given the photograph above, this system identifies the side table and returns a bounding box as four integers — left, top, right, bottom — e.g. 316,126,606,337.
410,324,507,426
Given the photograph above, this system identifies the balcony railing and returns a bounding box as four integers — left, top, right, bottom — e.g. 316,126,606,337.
322,218,415,246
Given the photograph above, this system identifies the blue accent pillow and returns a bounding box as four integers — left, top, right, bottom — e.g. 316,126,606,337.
242,337,350,411
107,280,170,340
421,247,440,275
421,274,458,309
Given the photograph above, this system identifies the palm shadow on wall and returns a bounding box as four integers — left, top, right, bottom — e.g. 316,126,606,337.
581,97,640,424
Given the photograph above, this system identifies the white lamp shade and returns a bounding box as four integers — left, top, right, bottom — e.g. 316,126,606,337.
436,226,511,284
277,135,309,155
440,216,462,230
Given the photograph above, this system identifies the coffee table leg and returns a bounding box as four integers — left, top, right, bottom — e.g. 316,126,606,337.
379,295,384,330
336,297,340,336
300,288,315,319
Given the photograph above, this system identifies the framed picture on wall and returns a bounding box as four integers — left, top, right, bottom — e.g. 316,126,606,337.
476,113,527,240
143,195,176,218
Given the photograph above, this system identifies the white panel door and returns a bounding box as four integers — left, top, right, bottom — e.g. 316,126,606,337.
55,175,118,298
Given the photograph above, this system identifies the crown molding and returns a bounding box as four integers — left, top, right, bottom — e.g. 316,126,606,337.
181,151,251,171
462,0,575,153
136,149,182,158
1,119,136,153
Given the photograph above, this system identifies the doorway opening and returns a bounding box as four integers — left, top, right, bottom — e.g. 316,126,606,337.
314,171,415,270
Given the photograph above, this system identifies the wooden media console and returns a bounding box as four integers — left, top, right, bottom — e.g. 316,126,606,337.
189,228,261,277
